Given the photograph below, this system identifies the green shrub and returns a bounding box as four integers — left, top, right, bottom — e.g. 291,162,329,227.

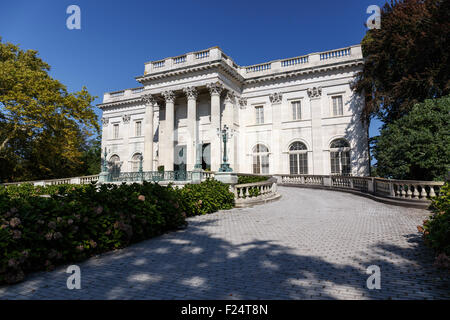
237,175,269,184
418,183,450,267
0,182,186,284
177,179,235,216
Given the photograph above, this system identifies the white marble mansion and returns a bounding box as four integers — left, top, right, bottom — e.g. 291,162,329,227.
98,45,369,176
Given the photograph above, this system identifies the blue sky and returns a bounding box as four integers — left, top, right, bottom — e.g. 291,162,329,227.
0,0,385,140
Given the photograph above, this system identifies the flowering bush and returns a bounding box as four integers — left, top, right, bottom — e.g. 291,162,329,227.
177,179,235,217
417,182,450,268
0,182,186,284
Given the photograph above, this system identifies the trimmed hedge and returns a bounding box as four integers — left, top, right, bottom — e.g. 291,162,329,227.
177,179,235,216
0,179,234,284
237,175,269,185
418,182,450,268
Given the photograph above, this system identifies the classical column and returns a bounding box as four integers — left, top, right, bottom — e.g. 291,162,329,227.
162,90,175,171
307,87,323,174
207,82,223,172
270,92,283,174
183,86,198,171
223,91,235,171
142,94,155,171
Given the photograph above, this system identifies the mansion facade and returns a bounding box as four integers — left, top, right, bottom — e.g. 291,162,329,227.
98,45,369,176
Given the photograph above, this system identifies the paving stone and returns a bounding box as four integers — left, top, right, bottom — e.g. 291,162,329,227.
0,187,449,300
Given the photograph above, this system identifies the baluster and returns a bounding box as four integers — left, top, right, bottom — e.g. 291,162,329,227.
429,186,436,198
401,185,406,198
395,184,401,198
413,185,420,199
406,185,412,199
420,185,427,198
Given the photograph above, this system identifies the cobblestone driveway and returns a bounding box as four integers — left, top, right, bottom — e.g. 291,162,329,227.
1,187,449,300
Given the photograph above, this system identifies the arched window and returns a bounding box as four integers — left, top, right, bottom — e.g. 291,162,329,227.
289,142,308,174
130,153,143,172
252,144,269,174
108,155,121,176
330,138,351,175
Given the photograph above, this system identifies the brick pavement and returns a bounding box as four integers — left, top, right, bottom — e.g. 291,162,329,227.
0,187,448,300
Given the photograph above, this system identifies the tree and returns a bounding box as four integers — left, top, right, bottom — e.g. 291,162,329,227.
354,0,449,124
0,37,99,182
373,95,450,181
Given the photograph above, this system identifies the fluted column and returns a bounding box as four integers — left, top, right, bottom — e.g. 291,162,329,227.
224,91,235,170
184,86,198,171
142,94,155,172
207,82,223,172
162,90,175,171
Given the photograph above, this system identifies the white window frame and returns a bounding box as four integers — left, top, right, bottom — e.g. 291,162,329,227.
331,95,344,116
135,120,142,137
291,100,302,120
288,141,308,174
112,123,119,139
255,105,264,124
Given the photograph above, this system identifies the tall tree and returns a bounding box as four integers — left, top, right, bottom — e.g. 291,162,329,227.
0,37,99,182
373,95,450,181
354,0,449,124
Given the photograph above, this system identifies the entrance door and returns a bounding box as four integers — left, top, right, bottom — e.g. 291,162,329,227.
201,143,211,171
174,145,187,180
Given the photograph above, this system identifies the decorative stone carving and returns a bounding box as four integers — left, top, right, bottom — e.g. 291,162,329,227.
162,90,176,103
207,82,224,96
183,86,198,100
238,97,247,109
225,91,236,104
141,94,156,105
122,114,131,124
101,117,109,126
269,92,283,104
307,87,322,98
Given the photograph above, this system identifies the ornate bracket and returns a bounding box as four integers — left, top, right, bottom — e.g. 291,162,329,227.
101,117,109,126
238,98,247,109
122,114,131,124
307,87,322,98
269,92,283,104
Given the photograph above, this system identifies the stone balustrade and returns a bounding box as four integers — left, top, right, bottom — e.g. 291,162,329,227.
277,174,445,208
233,177,280,207
2,175,100,187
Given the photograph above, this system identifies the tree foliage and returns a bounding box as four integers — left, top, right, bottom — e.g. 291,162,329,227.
0,37,100,182
373,95,449,180
354,0,449,123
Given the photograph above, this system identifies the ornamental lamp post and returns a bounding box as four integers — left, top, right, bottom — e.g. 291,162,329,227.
217,124,234,172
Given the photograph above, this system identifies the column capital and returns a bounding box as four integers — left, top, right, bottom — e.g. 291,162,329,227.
238,97,247,109
307,87,322,99
183,86,198,100
269,92,283,104
162,90,176,103
141,94,156,106
122,114,131,124
225,91,236,104
207,82,224,96
101,117,109,126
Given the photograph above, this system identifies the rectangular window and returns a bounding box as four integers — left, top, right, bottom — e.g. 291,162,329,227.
292,101,302,120
113,124,119,139
332,96,343,116
135,121,142,137
255,106,264,124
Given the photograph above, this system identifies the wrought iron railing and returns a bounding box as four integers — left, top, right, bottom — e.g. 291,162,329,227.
107,171,193,182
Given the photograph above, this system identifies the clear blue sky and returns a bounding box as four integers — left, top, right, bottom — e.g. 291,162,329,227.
0,0,386,141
